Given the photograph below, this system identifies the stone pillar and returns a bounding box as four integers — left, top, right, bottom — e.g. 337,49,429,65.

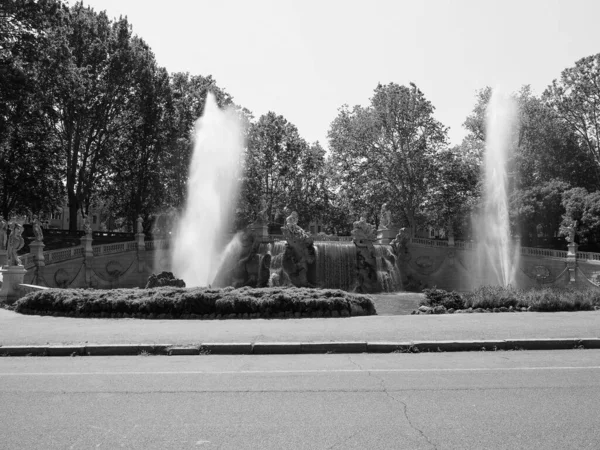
80,234,93,257
0,249,6,267
514,234,522,248
567,242,578,283
376,227,398,245
80,234,93,287
0,265,27,304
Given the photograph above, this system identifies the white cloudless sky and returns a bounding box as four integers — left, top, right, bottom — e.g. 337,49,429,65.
80,0,600,147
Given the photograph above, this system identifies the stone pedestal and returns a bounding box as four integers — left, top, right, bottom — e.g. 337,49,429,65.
567,242,578,283
248,222,268,241
0,265,27,304
80,235,93,257
30,241,45,267
135,232,145,251
376,227,399,245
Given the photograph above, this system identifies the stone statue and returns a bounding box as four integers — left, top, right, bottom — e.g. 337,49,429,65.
0,216,7,250
284,211,308,239
83,214,92,236
566,221,577,243
390,227,410,255
351,217,378,293
136,216,143,234
256,198,269,224
7,222,25,266
351,217,376,242
32,215,44,242
379,203,392,230
280,210,316,287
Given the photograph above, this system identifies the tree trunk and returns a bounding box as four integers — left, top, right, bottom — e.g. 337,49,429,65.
68,192,79,232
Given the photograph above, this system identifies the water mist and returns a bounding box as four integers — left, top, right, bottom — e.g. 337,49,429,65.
171,93,244,287
476,89,520,286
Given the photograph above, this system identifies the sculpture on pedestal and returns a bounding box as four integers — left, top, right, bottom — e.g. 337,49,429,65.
280,211,316,287
137,216,143,234
7,222,25,266
32,215,44,242
351,217,379,293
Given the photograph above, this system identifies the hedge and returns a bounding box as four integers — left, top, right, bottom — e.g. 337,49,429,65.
417,285,600,314
14,286,377,319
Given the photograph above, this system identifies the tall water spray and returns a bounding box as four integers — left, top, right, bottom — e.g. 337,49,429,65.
476,89,520,286
171,93,244,287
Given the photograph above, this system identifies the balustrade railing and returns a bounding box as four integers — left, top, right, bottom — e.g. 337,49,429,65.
145,239,170,250
577,251,600,262
44,246,85,264
521,247,567,259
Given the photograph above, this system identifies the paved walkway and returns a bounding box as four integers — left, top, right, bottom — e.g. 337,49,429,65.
1,308,599,347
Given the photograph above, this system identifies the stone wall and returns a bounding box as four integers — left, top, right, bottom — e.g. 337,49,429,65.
20,235,169,290
399,238,600,291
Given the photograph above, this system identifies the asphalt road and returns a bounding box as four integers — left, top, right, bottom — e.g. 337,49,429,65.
1,351,600,449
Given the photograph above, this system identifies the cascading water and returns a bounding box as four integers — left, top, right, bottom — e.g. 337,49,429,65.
476,89,520,286
171,93,244,287
314,242,357,290
374,244,403,292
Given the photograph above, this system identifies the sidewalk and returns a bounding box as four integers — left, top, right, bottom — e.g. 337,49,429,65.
1,308,599,355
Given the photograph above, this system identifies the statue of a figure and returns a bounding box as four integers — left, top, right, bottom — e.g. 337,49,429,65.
566,221,577,243
32,215,44,242
136,216,143,234
7,222,25,266
83,214,92,236
379,203,392,230
351,216,376,241
256,198,269,224
284,211,303,235
0,216,7,250
390,227,410,255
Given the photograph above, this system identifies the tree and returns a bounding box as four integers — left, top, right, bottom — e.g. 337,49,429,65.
423,144,480,237
560,187,600,248
328,82,448,234
243,112,321,229
100,37,174,231
545,53,600,172
45,3,146,230
510,180,570,247
0,0,66,218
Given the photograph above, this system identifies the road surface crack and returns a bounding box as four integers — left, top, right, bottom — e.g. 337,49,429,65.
347,356,438,450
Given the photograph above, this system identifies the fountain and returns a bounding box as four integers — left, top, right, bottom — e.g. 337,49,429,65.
171,93,244,287
475,88,520,286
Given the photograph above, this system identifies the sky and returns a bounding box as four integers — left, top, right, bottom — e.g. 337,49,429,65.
79,0,600,147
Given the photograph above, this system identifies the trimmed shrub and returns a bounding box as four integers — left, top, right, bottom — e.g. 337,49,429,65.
417,285,600,313
421,288,465,310
145,272,185,289
463,285,520,310
14,286,376,319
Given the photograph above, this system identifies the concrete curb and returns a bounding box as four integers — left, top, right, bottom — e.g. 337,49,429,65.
0,338,599,356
